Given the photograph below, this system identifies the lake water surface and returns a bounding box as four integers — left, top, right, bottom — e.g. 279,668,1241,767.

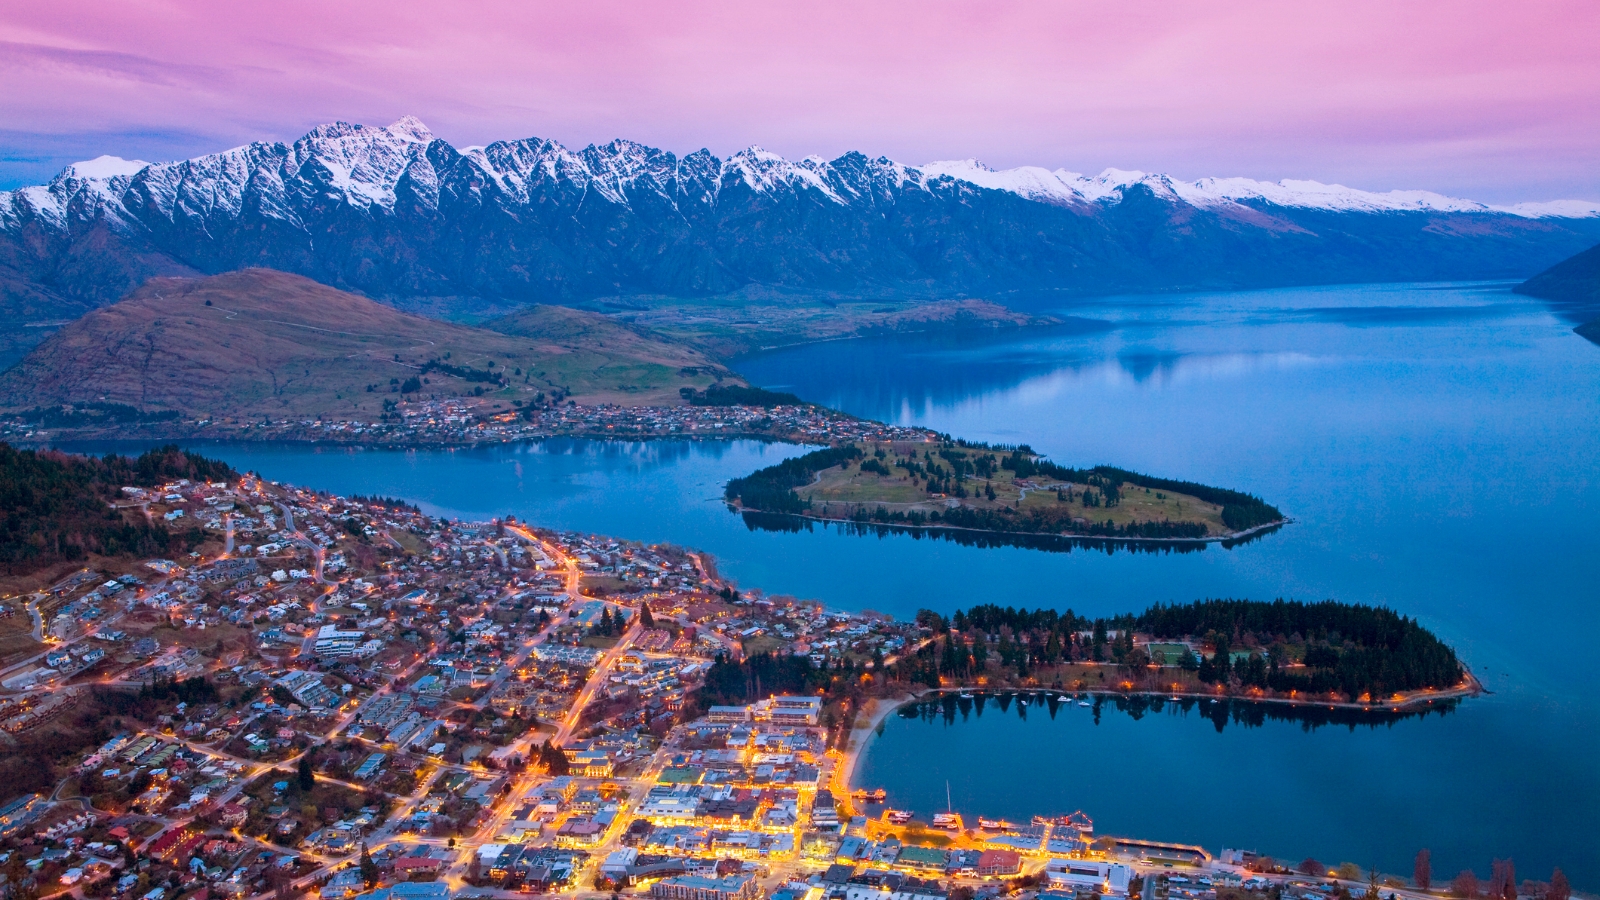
71,281,1600,887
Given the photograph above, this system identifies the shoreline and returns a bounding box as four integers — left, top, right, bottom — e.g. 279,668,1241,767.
737,505,1291,546
4,428,827,450
843,674,1485,797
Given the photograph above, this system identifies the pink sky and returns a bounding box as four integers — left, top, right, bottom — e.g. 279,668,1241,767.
2,0,1597,201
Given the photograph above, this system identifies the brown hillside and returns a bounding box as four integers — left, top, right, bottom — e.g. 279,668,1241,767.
485,304,726,370
0,269,728,419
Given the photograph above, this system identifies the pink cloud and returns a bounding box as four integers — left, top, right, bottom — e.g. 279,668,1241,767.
2,0,1597,201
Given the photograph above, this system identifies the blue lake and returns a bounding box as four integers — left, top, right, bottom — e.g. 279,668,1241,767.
67,281,1600,887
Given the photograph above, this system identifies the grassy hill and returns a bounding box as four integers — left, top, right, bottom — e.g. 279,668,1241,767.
612,295,1049,358
0,269,731,420
482,303,728,376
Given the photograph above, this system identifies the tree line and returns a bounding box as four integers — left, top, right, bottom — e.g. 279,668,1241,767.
15,402,182,427
849,503,1210,539
682,384,807,407
723,444,864,513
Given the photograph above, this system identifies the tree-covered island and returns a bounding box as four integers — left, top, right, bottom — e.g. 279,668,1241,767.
724,441,1285,541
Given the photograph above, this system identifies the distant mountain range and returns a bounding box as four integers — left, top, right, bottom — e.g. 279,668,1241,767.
4,116,1599,343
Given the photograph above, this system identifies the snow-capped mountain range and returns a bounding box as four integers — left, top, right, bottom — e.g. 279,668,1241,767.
916,159,1599,219
7,115,1594,231
2,115,1598,335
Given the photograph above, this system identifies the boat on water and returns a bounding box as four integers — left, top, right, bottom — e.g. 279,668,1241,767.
932,812,964,830
885,809,913,824
852,788,887,802
959,693,975,699
1078,700,1091,707
977,817,1016,830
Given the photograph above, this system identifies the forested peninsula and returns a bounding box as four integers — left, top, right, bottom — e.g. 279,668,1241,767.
697,598,1473,713
724,442,1285,542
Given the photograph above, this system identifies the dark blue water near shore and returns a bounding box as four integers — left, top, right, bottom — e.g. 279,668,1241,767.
65,281,1600,887
737,282,1600,887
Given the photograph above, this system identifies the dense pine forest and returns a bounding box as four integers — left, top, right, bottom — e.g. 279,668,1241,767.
895,599,1463,700
0,443,234,576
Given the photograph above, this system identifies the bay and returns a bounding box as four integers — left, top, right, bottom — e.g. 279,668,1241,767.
62,281,1600,887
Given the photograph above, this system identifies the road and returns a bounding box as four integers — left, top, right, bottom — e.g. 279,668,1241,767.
554,616,642,746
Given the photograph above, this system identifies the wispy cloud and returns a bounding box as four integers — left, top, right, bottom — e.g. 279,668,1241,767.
0,0,1596,202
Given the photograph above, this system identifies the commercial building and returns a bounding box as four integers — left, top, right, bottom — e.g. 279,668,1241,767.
1044,860,1134,895
765,695,822,726
650,874,757,900
976,850,1021,876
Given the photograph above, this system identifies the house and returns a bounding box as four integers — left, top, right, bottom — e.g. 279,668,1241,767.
216,803,247,827
392,857,443,880
320,869,365,900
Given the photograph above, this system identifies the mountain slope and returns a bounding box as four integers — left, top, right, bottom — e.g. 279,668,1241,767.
1514,240,1600,306
485,303,707,361
2,116,1599,350
0,269,727,418
1514,241,1600,345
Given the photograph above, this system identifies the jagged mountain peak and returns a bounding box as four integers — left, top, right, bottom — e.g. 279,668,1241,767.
387,115,436,142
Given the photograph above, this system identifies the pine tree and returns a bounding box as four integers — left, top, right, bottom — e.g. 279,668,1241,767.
297,755,315,792
540,740,570,776
639,602,655,629
360,844,378,888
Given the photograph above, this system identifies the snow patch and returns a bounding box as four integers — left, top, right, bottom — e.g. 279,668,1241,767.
1490,199,1600,219
63,155,150,180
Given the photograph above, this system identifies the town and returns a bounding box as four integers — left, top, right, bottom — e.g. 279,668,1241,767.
0,400,940,449
0,469,1496,900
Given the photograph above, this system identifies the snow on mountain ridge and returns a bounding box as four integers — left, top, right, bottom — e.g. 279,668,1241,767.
916,160,1576,216
64,155,151,180
2,117,1596,230
1491,199,1600,219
